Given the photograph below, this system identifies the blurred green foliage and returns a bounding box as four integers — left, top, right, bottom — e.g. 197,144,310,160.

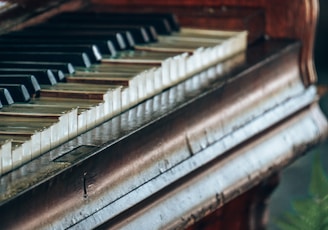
276,154,328,230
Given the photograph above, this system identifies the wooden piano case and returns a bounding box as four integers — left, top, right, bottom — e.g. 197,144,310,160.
0,0,326,229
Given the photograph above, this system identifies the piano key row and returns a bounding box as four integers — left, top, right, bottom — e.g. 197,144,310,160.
0,12,247,175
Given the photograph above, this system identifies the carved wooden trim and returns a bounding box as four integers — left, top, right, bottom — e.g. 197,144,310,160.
264,0,318,85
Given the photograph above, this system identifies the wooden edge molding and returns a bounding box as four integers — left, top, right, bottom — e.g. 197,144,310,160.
265,0,319,85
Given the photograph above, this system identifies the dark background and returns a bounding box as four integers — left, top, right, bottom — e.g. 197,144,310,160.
315,0,328,84
268,0,328,229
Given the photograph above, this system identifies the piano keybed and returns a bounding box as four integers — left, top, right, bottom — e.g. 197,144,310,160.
0,12,247,175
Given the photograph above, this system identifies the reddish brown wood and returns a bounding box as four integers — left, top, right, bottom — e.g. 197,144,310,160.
186,174,279,230
90,0,265,7
0,0,318,84
264,0,318,85
88,5,265,44
0,0,86,33
88,0,319,85
0,0,319,228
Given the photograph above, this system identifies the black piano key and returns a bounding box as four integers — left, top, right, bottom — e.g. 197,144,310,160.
0,69,57,85
0,66,66,83
0,84,30,102
138,25,158,42
28,24,153,43
0,38,116,56
0,75,40,96
51,70,66,82
50,13,172,35
0,88,14,105
3,31,127,51
0,52,91,68
0,44,102,62
136,13,179,32
0,61,75,74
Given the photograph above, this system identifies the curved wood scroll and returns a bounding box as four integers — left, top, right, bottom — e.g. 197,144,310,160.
89,0,319,86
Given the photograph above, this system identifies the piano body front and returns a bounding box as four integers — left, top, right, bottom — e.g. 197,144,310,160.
0,0,327,229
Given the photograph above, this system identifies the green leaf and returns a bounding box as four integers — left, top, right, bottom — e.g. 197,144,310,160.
292,198,315,214
322,216,328,230
309,154,328,199
277,213,312,230
276,152,328,230
276,219,301,230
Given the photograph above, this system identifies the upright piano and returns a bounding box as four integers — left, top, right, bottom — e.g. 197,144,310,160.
0,0,327,229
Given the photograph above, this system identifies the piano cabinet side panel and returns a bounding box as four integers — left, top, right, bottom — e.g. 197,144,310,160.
186,174,279,230
88,0,318,85
264,0,319,86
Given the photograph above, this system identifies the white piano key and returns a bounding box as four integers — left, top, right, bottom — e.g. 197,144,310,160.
58,112,70,142
12,143,22,169
177,53,188,80
195,47,204,67
78,110,88,133
124,83,134,106
30,132,41,159
161,58,171,88
86,107,96,130
50,122,60,149
21,139,31,164
112,87,122,115
169,56,179,83
186,54,196,74
153,68,163,93
215,44,224,60
95,102,105,124
40,126,52,152
103,91,113,118
145,68,155,98
1,140,12,174
68,108,78,138
94,104,102,125
136,72,146,102
201,47,211,68
142,70,151,98
209,46,217,63
121,87,130,111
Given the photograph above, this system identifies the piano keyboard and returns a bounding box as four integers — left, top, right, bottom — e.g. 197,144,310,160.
0,12,247,175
